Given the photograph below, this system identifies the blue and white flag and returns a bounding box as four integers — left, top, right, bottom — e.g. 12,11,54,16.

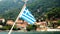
19,5,36,24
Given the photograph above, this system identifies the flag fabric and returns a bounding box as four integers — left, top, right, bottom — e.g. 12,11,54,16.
19,5,36,24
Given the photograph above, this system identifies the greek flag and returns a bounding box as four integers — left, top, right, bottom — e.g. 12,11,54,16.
20,6,36,24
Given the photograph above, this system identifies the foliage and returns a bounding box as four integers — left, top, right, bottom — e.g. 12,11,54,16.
3,25,12,30
0,0,60,20
57,20,60,25
26,25,37,31
2,8,20,21
46,7,60,20
2,25,18,30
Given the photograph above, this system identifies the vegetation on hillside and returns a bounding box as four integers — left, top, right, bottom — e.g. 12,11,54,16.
46,7,60,20
0,0,60,20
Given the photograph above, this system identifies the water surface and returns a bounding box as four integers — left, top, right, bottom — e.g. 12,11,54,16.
0,31,60,34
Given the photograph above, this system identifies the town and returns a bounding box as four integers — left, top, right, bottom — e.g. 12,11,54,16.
0,18,60,32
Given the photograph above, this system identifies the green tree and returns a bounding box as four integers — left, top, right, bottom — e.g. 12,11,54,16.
46,7,60,20
57,20,60,25
2,25,18,30
26,25,37,31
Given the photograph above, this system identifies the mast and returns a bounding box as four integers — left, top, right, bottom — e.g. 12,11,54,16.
8,0,28,34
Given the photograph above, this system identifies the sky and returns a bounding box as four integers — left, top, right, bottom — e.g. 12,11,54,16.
0,0,2,1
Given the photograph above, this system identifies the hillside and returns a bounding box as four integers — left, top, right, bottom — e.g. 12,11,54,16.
0,0,60,20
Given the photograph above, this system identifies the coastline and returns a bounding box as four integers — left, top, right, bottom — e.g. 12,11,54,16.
0,29,60,32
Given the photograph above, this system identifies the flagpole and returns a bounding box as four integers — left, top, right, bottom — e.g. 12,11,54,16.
8,1,28,34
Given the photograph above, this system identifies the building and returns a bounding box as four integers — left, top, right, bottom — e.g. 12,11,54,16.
6,19,14,25
35,21,47,31
57,26,60,29
35,21,46,26
16,20,28,30
6,19,28,31
0,25,3,28
16,20,23,24
0,18,5,23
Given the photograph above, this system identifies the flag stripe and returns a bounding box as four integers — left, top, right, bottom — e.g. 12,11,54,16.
23,10,34,19
23,14,35,21
26,11,34,19
22,14,35,22
21,15,34,24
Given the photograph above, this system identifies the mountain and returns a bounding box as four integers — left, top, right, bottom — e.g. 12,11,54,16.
0,0,60,20
0,0,24,13
27,0,60,19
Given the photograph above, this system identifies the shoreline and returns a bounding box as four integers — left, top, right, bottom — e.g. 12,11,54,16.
0,29,60,32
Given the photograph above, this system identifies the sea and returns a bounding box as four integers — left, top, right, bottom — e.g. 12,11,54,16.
0,31,60,34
